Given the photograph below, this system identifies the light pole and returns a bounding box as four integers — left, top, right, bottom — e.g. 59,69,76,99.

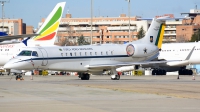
126,0,131,42
0,0,9,33
90,0,93,45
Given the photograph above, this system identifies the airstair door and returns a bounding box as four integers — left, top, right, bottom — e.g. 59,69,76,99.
39,48,48,66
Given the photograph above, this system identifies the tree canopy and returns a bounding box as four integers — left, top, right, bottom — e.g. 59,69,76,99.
136,26,146,39
77,35,90,45
190,29,200,42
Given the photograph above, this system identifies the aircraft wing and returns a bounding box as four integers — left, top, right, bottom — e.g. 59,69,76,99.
0,34,39,42
86,60,180,68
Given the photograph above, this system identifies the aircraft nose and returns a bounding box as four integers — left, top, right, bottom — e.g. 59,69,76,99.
4,61,16,69
4,59,22,69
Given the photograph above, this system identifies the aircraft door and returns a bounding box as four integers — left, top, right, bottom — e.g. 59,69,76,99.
39,48,48,66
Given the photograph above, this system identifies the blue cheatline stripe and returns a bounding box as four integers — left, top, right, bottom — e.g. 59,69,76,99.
15,55,129,63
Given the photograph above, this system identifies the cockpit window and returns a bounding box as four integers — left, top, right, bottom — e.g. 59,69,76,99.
32,51,38,57
18,50,32,56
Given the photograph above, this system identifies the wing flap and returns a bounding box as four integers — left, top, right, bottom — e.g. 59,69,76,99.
85,60,181,68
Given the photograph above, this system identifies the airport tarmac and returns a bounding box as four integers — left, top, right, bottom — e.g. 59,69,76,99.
0,75,200,112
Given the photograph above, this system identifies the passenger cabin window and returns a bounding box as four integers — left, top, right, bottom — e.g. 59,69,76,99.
70,53,72,56
101,52,103,55
61,53,63,56
18,50,32,56
66,53,67,56
111,51,113,55
32,51,38,57
75,52,76,56
80,52,81,56
106,51,108,55
85,52,87,56
95,52,97,55
90,52,92,56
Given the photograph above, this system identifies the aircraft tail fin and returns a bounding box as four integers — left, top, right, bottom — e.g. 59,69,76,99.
27,2,66,46
136,17,166,49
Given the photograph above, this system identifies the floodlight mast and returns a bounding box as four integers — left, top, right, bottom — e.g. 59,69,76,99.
0,0,9,33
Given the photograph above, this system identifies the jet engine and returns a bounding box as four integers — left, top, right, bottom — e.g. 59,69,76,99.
126,44,159,58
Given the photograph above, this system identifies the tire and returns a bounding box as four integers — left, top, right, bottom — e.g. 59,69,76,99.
152,70,156,75
16,75,19,80
188,70,193,75
116,75,120,80
85,74,90,80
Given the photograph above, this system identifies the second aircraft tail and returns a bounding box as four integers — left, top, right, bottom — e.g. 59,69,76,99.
26,2,66,46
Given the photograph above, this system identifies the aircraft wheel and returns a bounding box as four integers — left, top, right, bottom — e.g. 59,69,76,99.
152,70,156,75
16,75,20,80
116,75,120,80
163,70,166,75
80,73,90,80
85,74,90,80
188,70,193,75
178,69,183,75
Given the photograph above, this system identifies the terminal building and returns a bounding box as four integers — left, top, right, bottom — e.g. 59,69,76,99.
176,9,200,42
0,18,34,35
39,13,149,45
39,13,189,45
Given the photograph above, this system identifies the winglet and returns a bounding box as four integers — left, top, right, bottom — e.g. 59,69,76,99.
185,46,195,60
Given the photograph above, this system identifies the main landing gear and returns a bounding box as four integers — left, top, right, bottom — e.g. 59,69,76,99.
152,69,166,75
78,73,90,80
110,68,120,80
178,69,193,75
111,74,120,80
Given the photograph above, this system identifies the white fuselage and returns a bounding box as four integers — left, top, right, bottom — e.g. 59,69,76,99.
151,42,200,71
0,41,56,66
0,44,24,66
4,43,159,73
159,42,200,63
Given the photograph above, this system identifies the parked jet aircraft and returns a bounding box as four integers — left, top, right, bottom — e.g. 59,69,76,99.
151,42,200,75
117,42,200,75
4,17,170,80
0,2,66,67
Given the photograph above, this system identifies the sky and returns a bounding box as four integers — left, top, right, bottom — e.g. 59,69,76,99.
2,0,200,28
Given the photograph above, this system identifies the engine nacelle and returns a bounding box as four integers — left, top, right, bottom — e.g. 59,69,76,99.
167,60,189,66
126,44,159,58
116,66,135,72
